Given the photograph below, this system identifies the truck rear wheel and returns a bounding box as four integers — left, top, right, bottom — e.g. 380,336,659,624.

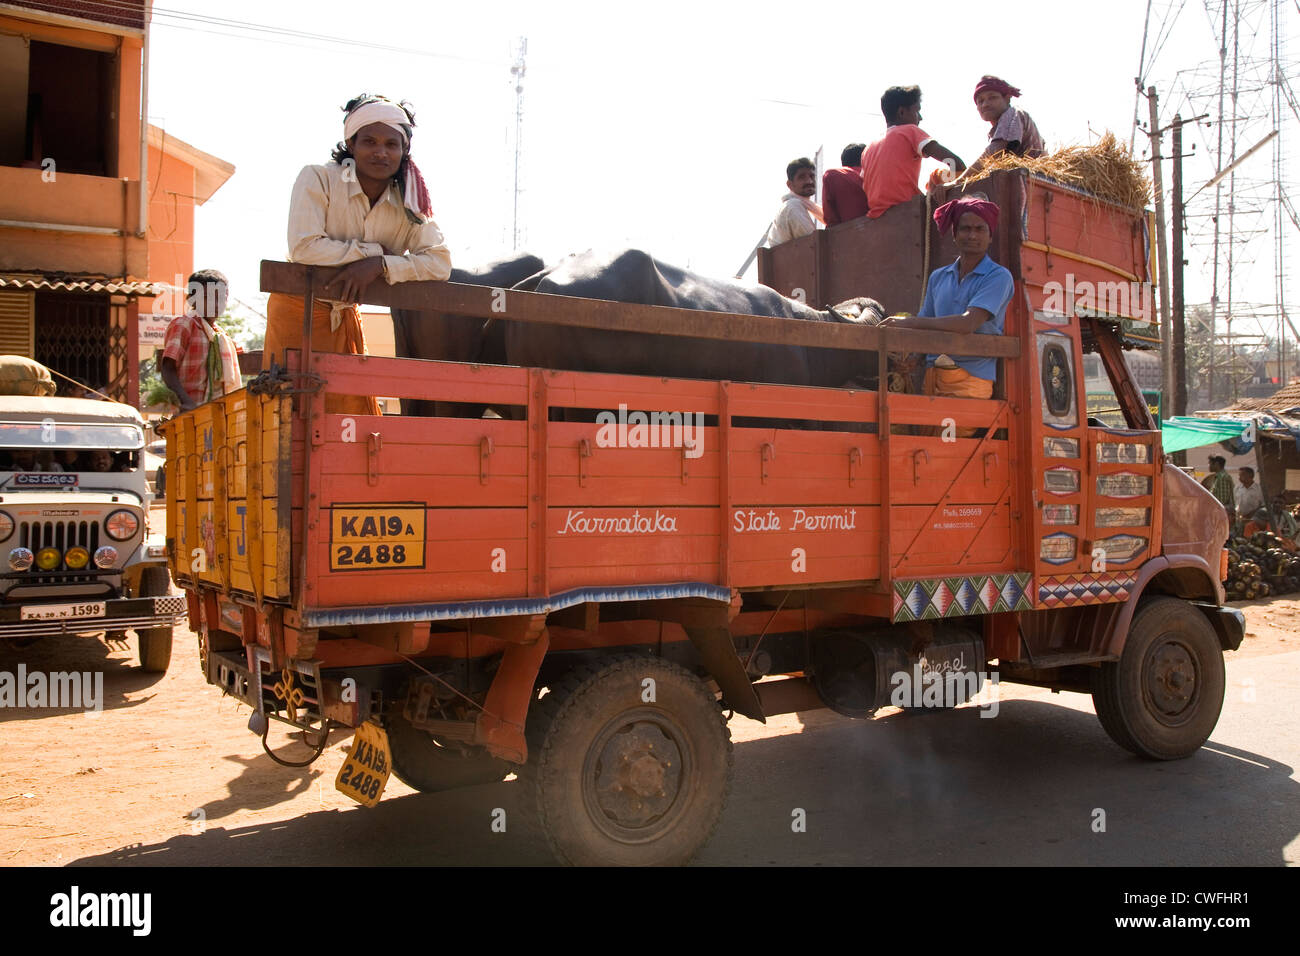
386,711,511,792
135,566,174,673
1091,597,1225,760
525,655,733,866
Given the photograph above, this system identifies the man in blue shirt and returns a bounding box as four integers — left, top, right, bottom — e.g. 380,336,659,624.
881,196,1013,405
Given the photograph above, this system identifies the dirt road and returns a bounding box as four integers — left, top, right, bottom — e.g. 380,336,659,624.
1,596,1296,866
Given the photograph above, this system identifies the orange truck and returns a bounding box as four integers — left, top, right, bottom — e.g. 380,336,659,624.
163,169,1240,865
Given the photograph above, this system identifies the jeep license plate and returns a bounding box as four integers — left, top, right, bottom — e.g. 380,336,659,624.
20,601,107,621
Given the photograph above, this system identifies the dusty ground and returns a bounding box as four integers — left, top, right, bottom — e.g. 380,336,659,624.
0,594,1296,866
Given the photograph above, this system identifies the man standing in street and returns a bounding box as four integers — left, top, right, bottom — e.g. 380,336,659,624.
767,157,823,246
159,268,242,412
1201,455,1236,527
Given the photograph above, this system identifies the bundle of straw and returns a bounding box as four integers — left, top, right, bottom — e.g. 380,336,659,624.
962,132,1153,211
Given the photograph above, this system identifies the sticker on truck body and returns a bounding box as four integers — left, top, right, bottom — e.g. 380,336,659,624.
328,504,426,571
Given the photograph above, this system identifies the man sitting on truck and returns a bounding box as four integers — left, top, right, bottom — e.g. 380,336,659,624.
861,86,965,219
879,196,1012,412
768,157,823,245
969,75,1045,169
822,143,869,226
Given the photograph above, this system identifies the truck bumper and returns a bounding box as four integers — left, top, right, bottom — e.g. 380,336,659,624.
0,595,189,639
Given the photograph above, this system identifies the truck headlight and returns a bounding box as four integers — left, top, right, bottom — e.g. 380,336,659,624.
0,511,12,542
35,547,62,571
64,547,90,570
8,548,33,571
93,546,118,568
105,509,139,541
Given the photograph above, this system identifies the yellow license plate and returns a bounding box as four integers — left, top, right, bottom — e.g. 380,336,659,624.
335,720,392,807
329,504,426,571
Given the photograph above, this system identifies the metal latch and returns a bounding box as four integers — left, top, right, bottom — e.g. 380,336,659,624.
481,436,495,485
367,432,382,486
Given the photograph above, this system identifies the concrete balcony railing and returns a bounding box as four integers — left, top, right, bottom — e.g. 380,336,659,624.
0,165,147,278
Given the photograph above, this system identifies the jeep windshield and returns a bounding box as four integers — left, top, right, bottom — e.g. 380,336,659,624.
0,421,145,475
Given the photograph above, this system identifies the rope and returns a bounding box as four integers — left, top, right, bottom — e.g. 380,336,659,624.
918,189,934,315
44,366,114,402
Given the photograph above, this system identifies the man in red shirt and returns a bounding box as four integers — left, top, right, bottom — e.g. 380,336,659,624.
861,86,965,218
822,143,870,226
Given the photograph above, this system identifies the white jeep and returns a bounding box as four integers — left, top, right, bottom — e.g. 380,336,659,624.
0,396,186,671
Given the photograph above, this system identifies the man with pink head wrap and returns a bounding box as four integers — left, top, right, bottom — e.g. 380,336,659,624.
972,75,1045,161
881,196,1013,415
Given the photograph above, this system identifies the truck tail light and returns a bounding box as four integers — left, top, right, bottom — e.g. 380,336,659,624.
1220,548,1229,582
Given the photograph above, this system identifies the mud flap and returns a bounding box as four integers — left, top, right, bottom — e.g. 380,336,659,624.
1195,602,1245,651
684,626,765,722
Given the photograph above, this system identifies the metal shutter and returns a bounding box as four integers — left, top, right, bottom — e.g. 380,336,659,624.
0,290,35,356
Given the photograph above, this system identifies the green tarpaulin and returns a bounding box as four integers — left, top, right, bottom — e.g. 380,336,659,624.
1160,416,1249,454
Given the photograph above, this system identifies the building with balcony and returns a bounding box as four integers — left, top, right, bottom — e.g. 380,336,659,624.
0,1,233,404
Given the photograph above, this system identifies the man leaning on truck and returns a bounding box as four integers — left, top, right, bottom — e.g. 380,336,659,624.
879,196,1012,404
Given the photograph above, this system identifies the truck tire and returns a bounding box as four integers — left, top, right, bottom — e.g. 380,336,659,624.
135,566,174,673
524,655,733,866
386,710,511,792
1091,597,1225,760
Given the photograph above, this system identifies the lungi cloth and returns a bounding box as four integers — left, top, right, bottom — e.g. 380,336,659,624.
263,292,380,417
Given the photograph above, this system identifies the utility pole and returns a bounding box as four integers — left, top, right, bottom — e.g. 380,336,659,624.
510,37,527,251
1146,87,1175,411
1172,114,1188,426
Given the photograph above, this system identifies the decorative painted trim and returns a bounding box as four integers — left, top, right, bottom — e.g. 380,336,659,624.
892,572,1033,623
302,582,732,628
1038,572,1139,607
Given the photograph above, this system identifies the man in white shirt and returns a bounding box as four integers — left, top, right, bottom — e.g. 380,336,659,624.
1236,466,1266,520
767,157,823,246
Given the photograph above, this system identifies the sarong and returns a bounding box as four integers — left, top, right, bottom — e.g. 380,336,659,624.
922,366,994,438
263,293,380,416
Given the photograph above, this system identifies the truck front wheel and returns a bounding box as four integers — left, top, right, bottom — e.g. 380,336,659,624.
386,711,511,792
135,566,174,673
526,656,733,866
1091,597,1225,760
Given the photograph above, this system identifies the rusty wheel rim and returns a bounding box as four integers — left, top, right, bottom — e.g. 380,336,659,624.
1144,639,1198,725
582,709,691,844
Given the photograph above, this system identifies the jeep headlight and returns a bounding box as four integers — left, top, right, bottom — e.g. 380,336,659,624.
93,546,118,568
64,547,90,570
35,547,62,571
105,509,139,541
9,548,33,571
0,511,12,542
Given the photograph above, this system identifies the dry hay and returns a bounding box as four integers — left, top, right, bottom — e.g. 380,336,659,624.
962,132,1152,211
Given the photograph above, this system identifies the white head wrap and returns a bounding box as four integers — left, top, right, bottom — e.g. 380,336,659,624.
341,99,432,225
343,100,411,143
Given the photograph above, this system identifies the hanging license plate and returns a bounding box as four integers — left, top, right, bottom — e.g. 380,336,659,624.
335,720,392,807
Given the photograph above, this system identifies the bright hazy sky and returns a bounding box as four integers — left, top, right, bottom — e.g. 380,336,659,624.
144,0,1297,336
